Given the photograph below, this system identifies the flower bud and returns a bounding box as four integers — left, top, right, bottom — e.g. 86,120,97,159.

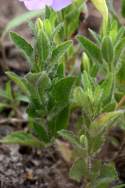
80,135,88,149
36,18,43,33
81,53,90,73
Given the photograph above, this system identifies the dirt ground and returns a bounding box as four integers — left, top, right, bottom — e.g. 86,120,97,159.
0,0,123,188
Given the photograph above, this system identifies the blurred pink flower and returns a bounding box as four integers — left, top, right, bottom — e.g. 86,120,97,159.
19,0,72,11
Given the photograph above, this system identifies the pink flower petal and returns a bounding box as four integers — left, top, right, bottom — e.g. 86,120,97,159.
20,0,52,10
52,0,72,11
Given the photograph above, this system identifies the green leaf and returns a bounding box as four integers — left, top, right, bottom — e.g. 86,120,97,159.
77,35,102,63
81,71,93,91
114,37,125,63
58,130,81,148
0,103,9,109
114,185,125,188
24,71,51,102
69,158,87,182
115,27,125,45
72,87,92,117
48,106,70,138
0,89,10,100
102,102,116,112
93,110,124,127
5,81,13,100
90,133,104,154
91,110,125,135
52,41,72,61
35,30,50,64
0,131,45,148
88,29,101,45
16,95,30,103
32,122,49,143
121,0,125,17
57,63,65,78
73,87,87,107
43,19,52,37
82,53,90,73
117,50,125,83
52,77,75,105
10,32,33,60
95,163,116,187
101,36,114,63
101,73,113,104
95,177,114,188
52,23,64,38
36,72,51,97
6,72,29,94
109,20,118,43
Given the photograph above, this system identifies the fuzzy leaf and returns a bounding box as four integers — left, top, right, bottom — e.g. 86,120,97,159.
10,32,33,60
101,36,114,63
36,30,50,64
52,41,72,61
101,73,113,104
77,35,101,63
69,158,87,182
121,0,125,17
6,72,29,94
48,106,70,138
58,130,80,148
51,77,75,106
0,131,45,148
91,110,125,135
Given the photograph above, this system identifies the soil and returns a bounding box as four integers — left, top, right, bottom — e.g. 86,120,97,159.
0,0,124,188
0,144,82,188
